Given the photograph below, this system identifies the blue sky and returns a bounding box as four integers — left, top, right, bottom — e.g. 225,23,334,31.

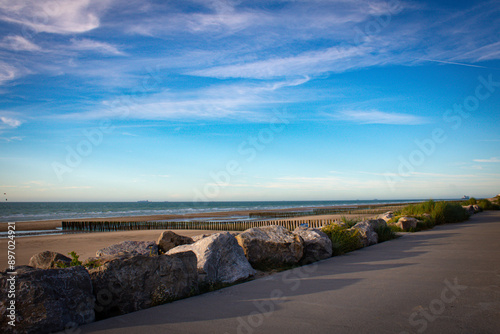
0,0,499,202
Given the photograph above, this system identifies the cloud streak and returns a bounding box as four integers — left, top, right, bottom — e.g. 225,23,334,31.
330,110,428,125
0,0,112,34
474,157,500,163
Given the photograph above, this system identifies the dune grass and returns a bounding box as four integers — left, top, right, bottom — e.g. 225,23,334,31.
394,199,469,230
477,199,500,210
321,224,362,256
374,224,397,242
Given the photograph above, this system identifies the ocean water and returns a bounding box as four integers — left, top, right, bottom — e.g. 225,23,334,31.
0,200,422,223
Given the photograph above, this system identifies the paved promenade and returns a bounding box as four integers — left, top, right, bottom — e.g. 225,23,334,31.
80,211,500,334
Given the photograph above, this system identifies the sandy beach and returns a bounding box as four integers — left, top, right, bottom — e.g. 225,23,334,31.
0,229,221,270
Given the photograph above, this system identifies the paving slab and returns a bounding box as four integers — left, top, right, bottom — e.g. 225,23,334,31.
78,211,500,334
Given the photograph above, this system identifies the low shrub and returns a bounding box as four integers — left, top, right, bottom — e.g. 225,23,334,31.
399,199,436,217
462,197,477,206
374,225,397,242
396,200,468,226
478,199,500,210
340,216,360,228
431,202,469,225
321,224,362,256
388,224,403,233
494,195,500,205
56,251,82,268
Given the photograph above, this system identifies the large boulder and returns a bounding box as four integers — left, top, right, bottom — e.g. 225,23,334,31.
96,240,158,257
235,225,304,270
463,205,475,215
157,231,194,253
293,227,332,264
349,221,378,247
377,212,394,222
191,234,212,242
363,218,387,229
472,205,482,213
89,251,197,318
28,251,72,269
396,217,418,230
167,232,255,285
0,266,94,334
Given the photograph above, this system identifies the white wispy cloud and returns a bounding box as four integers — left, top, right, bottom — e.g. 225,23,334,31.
0,113,23,131
0,61,20,84
0,35,41,51
330,110,428,125
69,38,125,56
189,45,373,79
0,136,23,143
54,79,304,121
0,0,112,34
474,157,500,163
0,117,22,128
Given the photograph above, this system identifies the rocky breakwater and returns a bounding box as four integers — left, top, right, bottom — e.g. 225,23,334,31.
1,221,394,333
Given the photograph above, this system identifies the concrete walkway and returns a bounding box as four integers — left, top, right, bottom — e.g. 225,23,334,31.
80,212,500,334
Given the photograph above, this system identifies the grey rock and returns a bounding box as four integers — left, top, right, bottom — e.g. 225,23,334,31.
364,219,388,229
463,205,475,215
378,212,394,222
191,234,211,242
28,251,72,269
293,227,332,264
167,232,255,284
89,251,197,318
96,240,158,257
396,217,418,230
472,205,482,213
235,225,304,270
0,266,94,334
157,231,194,253
349,221,378,247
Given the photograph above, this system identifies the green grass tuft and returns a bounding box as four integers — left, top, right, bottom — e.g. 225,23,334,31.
340,216,361,228
393,199,468,230
374,225,397,242
322,224,362,256
478,199,500,210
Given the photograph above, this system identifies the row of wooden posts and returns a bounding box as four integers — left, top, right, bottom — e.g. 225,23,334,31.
248,208,355,219
248,205,405,219
61,219,340,232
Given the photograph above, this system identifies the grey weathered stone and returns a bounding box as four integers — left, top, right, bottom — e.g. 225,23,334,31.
472,205,482,213
0,266,94,334
378,212,394,222
28,251,72,269
89,251,197,318
191,234,211,242
363,219,388,229
396,217,418,230
349,221,378,247
167,232,255,284
235,225,304,270
463,205,475,215
293,227,332,264
96,240,158,257
157,231,194,253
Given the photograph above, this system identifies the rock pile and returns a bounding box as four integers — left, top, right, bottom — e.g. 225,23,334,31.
0,221,394,332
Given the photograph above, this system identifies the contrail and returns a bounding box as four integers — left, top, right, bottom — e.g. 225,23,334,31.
417,58,489,69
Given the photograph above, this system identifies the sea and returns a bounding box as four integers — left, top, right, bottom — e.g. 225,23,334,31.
0,200,426,223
